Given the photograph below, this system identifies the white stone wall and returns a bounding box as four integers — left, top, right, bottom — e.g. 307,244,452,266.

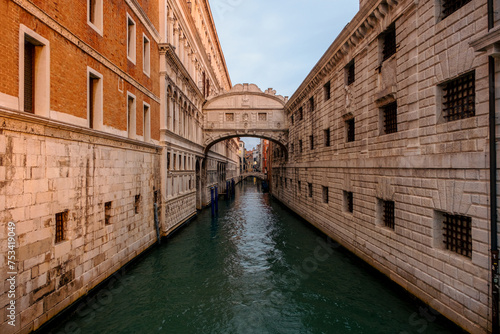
273,0,495,333
0,110,161,333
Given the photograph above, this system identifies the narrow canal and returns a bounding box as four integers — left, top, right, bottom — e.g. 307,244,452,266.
42,179,463,334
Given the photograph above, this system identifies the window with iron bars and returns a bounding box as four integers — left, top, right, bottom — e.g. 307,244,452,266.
309,135,314,150
104,201,112,225
299,140,303,153
442,0,471,19
344,191,353,213
309,96,315,112
298,107,303,121
382,102,398,134
381,24,396,62
382,200,395,229
346,60,355,86
322,186,329,204
442,213,472,258
346,118,355,142
324,129,331,147
324,81,331,101
134,194,141,214
55,211,66,243
442,71,475,122
308,183,313,198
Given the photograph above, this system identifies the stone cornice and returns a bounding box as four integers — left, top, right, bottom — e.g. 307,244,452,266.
286,0,417,112
12,0,161,104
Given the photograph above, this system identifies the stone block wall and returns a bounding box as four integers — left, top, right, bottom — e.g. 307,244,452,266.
0,110,161,333
273,0,495,332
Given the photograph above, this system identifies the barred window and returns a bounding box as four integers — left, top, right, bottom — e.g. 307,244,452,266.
134,194,141,214
382,102,398,134
309,96,315,112
324,81,331,101
308,183,313,198
298,107,303,121
442,0,471,19
324,129,331,147
298,181,301,193
346,60,355,86
322,186,329,204
346,118,355,142
55,212,66,243
309,135,314,150
381,24,396,62
442,71,475,121
443,213,472,258
291,114,294,125
104,201,112,225
299,140,303,153
344,191,353,213
382,200,395,229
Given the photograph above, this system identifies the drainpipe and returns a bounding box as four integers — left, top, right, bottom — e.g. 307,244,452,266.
488,1,499,333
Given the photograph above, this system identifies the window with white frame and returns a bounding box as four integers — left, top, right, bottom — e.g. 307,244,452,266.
143,34,150,76
88,0,103,34
88,67,103,130
19,25,50,117
143,102,151,142
127,92,136,139
127,14,136,64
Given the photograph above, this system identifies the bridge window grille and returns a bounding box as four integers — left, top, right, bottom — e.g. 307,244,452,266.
225,113,234,121
382,102,398,134
322,186,329,204
308,183,313,198
382,200,395,230
134,194,141,214
346,60,355,86
346,118,355,142
104,201,112,225
442,71,475,121
324,81,331,101
344,191,353,213
381,24,396,62
324,129,331,147
55,211,66,243
309,135,314,150
442,213,472,258
309,97,315,112
442,0,471,18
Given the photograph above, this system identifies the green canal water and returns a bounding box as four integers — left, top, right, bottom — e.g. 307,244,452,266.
41,179,463,334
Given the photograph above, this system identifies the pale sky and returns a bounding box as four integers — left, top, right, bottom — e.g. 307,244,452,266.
209,0,360,149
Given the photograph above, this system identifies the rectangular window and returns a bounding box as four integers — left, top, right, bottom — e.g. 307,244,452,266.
88,68,102,130
167,152,171,170
299,140,303,153
104,201,112,225
309,135,314,150
134,194,141,214
442,0,471,19
88,0,103,33
346,60,355,86
344,191,353,213
127,14,136,63
291,143,294,154
298,107,303,121
442,71,475,121
381,24,396,62
298,181,301,193
173,154,177,170
346,118,355,142
382,200,395,230
143,103,151,142
382,102,398,134
24,40,35,113
55,211,66,243
258,113,267,121
309,96,315,112
291,114,294,125
308,183,313,198
322,186,329,204
324,129,330,147
127,93,136,139
324,81,331,101
225,113,235,121
442,213,472,258
143,34,150,76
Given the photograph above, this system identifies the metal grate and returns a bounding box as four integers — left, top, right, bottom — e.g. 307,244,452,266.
346,191,353,213
308,183,313,198
443,213,472,258
382,24,396,62
324,81,331,101
324,129,331,147
323,186,329,204
383,200,395,229
442,71,475,121
442,0,471,18
105,201,112,225
55,212,65,243
346,118,355,142
347,61,355,85
383,102,398,134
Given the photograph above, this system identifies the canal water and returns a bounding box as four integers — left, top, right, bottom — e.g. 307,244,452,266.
42,179,463,334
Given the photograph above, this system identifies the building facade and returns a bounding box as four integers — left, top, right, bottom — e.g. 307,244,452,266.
271,0,500,333
0,0,238,333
